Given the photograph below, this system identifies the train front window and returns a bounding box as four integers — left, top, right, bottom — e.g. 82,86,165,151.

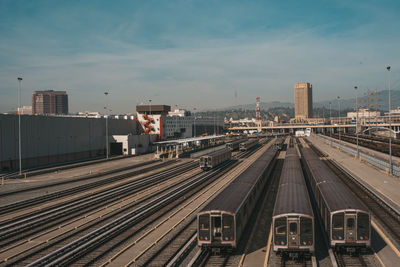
357,213,370,240
300,217,313,245
289,222,297,235
198,214,210,241
274,217,287,245
332,213,344,240
222,214,234,241
347,218,355,229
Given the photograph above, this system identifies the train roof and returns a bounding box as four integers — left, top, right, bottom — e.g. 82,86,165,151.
318,181,367,211
301,147,368,212
202,148,231,158
201,145,277,213
273,148,314,217
300,148,342,184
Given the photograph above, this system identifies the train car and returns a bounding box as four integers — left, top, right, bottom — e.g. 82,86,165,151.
197,141,279,249
225,138,247,151
272,148,315,257
199,148,232,171
300,147,371,252
239,139,259,152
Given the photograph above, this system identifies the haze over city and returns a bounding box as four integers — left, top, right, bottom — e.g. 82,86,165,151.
1,0,399,114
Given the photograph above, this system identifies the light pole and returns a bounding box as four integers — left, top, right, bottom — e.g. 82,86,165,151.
149,99,152,134
17,77,23,175
355,86,359,159
329,101,332,146
193,108,196,137
387,66,392,175
104,92,109,159
337,96,341,149
175,104,178,138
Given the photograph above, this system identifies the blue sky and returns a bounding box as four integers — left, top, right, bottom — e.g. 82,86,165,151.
1,0,399,113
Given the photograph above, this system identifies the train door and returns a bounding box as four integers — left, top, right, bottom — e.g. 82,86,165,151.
288,217,299,247
345,213,356,242
211,215,222,241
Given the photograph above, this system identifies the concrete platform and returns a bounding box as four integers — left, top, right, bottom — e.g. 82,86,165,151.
308,135,400,210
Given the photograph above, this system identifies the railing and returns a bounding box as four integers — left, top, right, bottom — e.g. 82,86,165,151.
316,134,400,177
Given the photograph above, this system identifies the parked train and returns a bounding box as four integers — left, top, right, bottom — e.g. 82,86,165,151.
272,147,314,257
225,139,247,151
300,147,371,251
199,148,232,171
239,139,259,152
197,140,280,249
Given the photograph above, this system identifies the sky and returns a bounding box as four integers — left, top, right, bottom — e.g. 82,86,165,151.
1,0,400,114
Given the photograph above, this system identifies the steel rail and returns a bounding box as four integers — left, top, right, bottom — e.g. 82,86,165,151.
27,162,231,267
0,161,197,242
0,160,173,215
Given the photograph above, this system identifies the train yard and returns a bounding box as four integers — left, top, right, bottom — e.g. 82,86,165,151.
0,136,399,266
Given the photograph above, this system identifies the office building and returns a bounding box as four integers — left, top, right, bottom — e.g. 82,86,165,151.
294,82,313,120
32,90,68,115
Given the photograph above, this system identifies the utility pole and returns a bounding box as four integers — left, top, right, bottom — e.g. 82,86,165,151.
387,66,392,175
355,86,359,159
17,77,23,175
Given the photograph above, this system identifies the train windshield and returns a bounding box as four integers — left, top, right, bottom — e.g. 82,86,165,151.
289,222,297,234
274,217,287,245
198,214,210,241
300,217,313,245
357,213,370,240
332,213,344,240
222,214,234,241
347,218,355,229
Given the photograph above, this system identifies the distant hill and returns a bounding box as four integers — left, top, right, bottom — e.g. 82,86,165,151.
219,90,400,112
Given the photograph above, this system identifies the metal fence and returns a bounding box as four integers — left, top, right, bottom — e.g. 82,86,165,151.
316,134,400,177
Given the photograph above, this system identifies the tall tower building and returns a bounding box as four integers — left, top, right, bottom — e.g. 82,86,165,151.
32,90,68,115
294,82,313,120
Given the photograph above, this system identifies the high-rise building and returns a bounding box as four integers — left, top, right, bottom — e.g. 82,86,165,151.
294,83,313,120
32,90,68,115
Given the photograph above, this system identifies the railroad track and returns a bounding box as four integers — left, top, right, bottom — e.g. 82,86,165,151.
0,162,200,265
0,159,175,214
335,252,368,267
326,133,400,157
22,161,235,266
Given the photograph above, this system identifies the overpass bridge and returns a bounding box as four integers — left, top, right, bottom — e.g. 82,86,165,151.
228,122,400,135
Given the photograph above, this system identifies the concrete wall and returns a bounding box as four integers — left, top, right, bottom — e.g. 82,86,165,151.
0,114,140,171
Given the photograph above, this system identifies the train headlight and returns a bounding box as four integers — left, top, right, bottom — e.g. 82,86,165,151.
205,237,208,240
281,241,285,245
303,241,306,245
360,236,364,240
225,237,228,241
339,236,342,240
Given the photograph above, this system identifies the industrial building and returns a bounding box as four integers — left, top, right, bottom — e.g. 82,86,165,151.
294,82,313,121
136,105,225,140
32,90,69,115
0,114,154,172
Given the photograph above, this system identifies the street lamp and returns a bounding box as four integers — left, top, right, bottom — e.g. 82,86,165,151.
193,108,197,137
355,86,359,159
387,66,392,175
104,92,109,159
149,99,152,134
337,96,341,150
17,77,23,175
329,101,332,146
